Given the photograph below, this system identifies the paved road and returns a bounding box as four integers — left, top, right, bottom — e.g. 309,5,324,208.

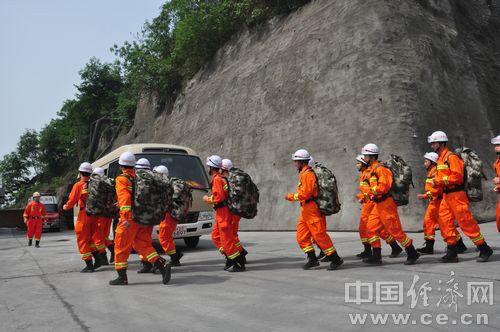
1,222,499,332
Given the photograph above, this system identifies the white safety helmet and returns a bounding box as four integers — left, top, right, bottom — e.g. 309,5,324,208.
424,152,439,164
491,135,500,145
356,154,367,165
308,156,315,167
78,162,93,174
118,151,136,167
221,159,233,171
33,192,41,198
92,167,105,176
206,155,222,168
428,131,448,143
361,143,380,155
292,149,311,161
155,165,169,175
135,158,151,170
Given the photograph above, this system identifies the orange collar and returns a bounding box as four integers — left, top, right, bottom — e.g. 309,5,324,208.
122,168,136,177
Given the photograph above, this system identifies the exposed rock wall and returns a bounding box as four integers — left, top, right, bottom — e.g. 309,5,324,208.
112,0,500,230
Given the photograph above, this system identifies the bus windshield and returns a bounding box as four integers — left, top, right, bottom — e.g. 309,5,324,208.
136,154,210,189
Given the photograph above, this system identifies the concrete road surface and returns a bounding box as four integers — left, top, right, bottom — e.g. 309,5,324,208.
1,222,499,332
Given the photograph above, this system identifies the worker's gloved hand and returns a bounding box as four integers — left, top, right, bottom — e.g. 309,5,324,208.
417,194,426,200
202,195,210,204
493,177,500,184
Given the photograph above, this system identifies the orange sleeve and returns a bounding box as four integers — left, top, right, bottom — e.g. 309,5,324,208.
436,154,464,186
23,202,32,219
64,182,82,210
495,160,500,190
40,204,48,219
207,176,227,204
371,167,392,196
116,175,133,220
288,171,316,202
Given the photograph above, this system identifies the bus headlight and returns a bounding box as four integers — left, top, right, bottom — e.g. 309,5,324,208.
198,211,214,221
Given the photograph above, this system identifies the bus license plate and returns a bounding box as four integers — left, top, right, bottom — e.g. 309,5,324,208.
173,226,186,237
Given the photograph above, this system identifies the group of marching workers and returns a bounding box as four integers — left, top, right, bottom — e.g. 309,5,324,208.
285,131,500,270
22,130,500,284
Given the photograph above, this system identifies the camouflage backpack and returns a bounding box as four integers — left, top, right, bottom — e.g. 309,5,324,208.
168,177,193,222
86,174,117,218
226,168,259,219
375,155,414,206
452,147,486,202
132,169,173,226
309,162,341,215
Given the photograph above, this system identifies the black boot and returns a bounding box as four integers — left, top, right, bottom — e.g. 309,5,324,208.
169,251,184,267
356,244,372,259
108,245,115,263
100,252,109,265
92,252,103,270
28,239,32,246
363,248,382,265
476,243,493,263
154,257,172,284
317,250,325,260
240,248,248,264
228,254,246,272
389,241,403,258
35,240,40,248
302,251,320,270
441,245,458,263
109,269,128,285
81,260,95,273
404,244,420,265
456,238,468,254
326,251,344,271
416,240,434,255
137,261,153,273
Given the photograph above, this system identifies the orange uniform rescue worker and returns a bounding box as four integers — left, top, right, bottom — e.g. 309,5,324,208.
492,135,500,233
155,165,184,267
203,155,245,272
361,144,420,266
109,152,171,285
285,149,343,270
416,152,467,255
428,131,493,263
63,162,103,272
23,192,47,247
220,159,248,264
356,155,403,259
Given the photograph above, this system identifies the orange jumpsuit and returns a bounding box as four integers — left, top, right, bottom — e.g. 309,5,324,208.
287,166,337,256
422,165,443,240
366,161,413,249
436,148,485,246
232,214,244,252
114,168,160,270
90,217,112,253
64,177,97,261
159,213,177,255
494,158,500,233
23,201,47,241
209,173,240,260
358,169,395,245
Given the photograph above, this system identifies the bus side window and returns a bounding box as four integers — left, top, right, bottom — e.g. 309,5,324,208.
108,161,119,179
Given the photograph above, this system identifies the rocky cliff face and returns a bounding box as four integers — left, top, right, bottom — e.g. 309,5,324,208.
111,0,500,230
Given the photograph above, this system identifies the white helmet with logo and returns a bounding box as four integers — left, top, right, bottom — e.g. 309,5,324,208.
136,158,151,170
491,135,500,145
292,149,311,161
428,131,448,143
92,167,105,176
356,154,367,165
154,165,169,175
424,152,439,163
221,159,233,171
79,162,93,173
361,144,380,155
119,151,136,167
206,155,222,168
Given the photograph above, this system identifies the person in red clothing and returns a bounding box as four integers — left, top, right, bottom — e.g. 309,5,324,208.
23,192,47,247
155,165,183,267
63,162,103,272
203,155,245,272
361,144,420,266
285,149,343,270
109,152,171,285
491,135,500,232
428,131,493,262
220,158,248,265
355,155,402,259
416,152,467,255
